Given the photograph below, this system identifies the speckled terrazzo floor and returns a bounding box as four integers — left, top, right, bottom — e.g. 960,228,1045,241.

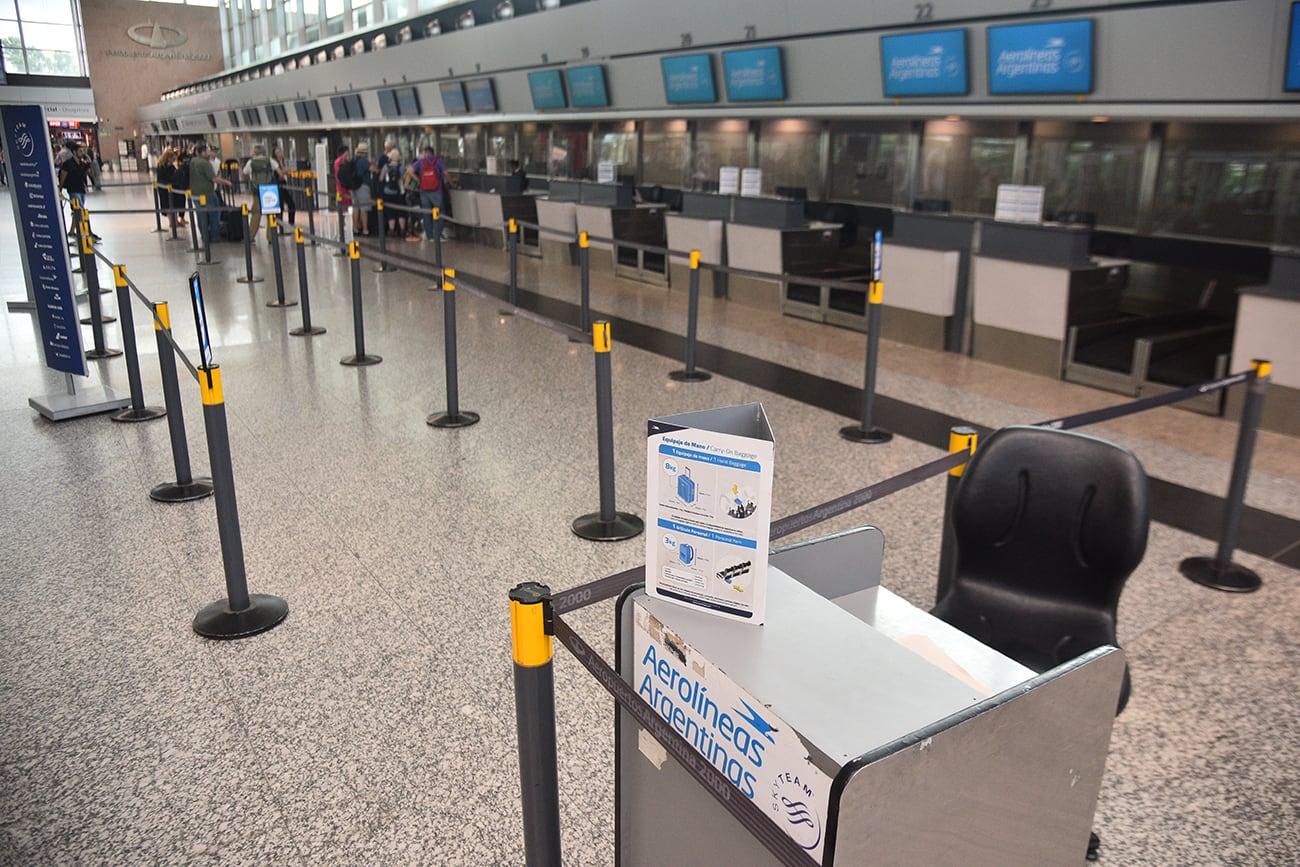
1,182,1297,866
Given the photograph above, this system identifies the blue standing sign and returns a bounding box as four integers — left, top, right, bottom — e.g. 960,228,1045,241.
1,104,87,377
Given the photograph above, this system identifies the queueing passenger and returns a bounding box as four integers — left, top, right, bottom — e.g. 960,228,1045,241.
58,143,89,235
241,143,279,243
333,144,353,237
188,142,233,248
379,147,406,238
272,144,296,226
405,146,448,242
155,148,183,230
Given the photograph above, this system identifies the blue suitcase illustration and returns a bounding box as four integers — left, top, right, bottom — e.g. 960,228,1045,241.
677,468,696,504
679,543,695,565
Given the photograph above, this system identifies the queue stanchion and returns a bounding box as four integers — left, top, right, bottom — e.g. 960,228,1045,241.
151,182,165,233
198,195,221,265
567,231,590,343
501,218,518,315
191,362,290,639
109,264,165,423
935,426,978,605
306,184,318,245
265,215,296,308
340,241,382,367
149,301,214,503
509,582,563,867
75,211,114,324
187,191,201,253
427,268,480,429
236,204,263,284
290,227,326,337
374,200,395,272
669,250,712,382
79,225,122,360
1180,359,1271,593
840,230,893,444
334,193,348,258
167,185,182,241
572,322,644,541
430,207,444,290
68,200,84,272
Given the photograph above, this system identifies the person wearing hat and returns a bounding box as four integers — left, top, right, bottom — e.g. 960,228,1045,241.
352,141,374,236
188,142,232,248
241,143,280,243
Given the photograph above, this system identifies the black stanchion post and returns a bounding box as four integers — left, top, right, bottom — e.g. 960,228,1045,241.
341,241,382,367
306,182,318,245
237,204,262,285
109,264,165,423
669,250,712,382
572,322,644,541
191,364,290,639
935,426,978,605
187,191,201,253
1180,359,1271,593
334,193,348,258
840,230,893,444
151,182,165,233
430,207,444,291
167,185,181,241
374,200,395,272
579,231,591,334
427,268,480,429
265,215,296,308
149,301,214,503
290,227,326,337
80,227,121,360
198,194,220,265
509,582,563,867
501,217,518,315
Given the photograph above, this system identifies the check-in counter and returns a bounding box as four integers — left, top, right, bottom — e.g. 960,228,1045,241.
972,221,1129,377
447,189,480,242
500,194,540,257
1227,249,1300,436
575,203,616,271
727,197,841,310
476,192,506,249
535,199,578,264
665,214,725,295
612,205,670,286
879,213,978,352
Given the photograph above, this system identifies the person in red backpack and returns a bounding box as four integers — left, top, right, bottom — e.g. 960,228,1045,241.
333,144,353,230
404,145,447,242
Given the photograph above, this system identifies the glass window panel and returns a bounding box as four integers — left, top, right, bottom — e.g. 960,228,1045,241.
1152,122,1300,247
550,123,591,179
757,119,820,198
23,46,77,75
2,45,26,75
0,1,17,19
1027,122,1148,230
919,120,1017,215
641,119,689,187
521,123,549,175
15,0,70,24
596,121,637,179
827,122,909,207
693,119,749,191
324,0,343,16
19,21,71,49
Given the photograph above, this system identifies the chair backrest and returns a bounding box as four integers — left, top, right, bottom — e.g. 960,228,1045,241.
933,426,1149,711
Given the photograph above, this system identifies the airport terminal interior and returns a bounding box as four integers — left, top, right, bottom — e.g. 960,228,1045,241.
3,0,1300,864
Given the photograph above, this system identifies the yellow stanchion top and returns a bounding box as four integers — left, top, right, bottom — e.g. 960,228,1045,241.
377,199,384,211
869,281,884,305
594,321,611,353
509,585,553,667
948,428,978,477
433,207,440,220
200,365,224,406
1252,359,1272,378
269,214,278,228
154,301,170,331
199,194,207,206
241,203,248,214
113,264,127,288
295,226,304,243
443,268,455,291
509,217,517,234
690,250,701,269
579,231,589,248
349,241,360,259
81,233,94,254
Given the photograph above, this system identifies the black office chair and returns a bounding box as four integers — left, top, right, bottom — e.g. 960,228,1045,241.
933,425,1149,712
932,425,1148,860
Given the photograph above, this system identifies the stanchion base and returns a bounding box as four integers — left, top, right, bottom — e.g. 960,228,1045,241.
80,315,116,325
236,276,265,285
1179,556,1262,593
427,410,481,428
341,354,382,366
572,512,645,542
193,593,289,640
839,425,893,444
198,259,223,266
84,348,124,360
111,405,166,423
266,299,299,308
150,477,215,503
151,228,167,234
669,369,713,382
498,309,516,317
374,264,397,273
290,326,327,337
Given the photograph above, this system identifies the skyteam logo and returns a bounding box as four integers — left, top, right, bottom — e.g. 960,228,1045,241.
770,772,823,851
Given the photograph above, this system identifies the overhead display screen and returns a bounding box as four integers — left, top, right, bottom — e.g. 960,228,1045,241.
439,81,468,115
465,78,497,112
396,87,421,116
1287,2,1300,92
527,69,567,109
566,65,609,108
880,29,969,97
378,89,399,117
987,18,1094,95
661,53,716,104
721,46,785,102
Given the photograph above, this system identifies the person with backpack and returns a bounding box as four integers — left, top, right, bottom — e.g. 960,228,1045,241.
350,141,374,236
378,147,407,239
241,143,280,243
334,144,355,235
404,146,447,242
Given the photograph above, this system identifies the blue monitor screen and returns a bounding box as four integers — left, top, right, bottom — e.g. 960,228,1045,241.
378,89,399,117
528,69,567,110
988,18,1094,95
722,46,784,102
396,87,420,116
439,81,468,115
566,65,609,108
880,29,969,97
661,53,716,104
465,78,496,112
1287,2,1300,92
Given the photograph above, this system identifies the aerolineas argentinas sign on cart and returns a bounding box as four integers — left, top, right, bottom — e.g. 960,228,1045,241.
633,601,831,862
646,403,774,624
